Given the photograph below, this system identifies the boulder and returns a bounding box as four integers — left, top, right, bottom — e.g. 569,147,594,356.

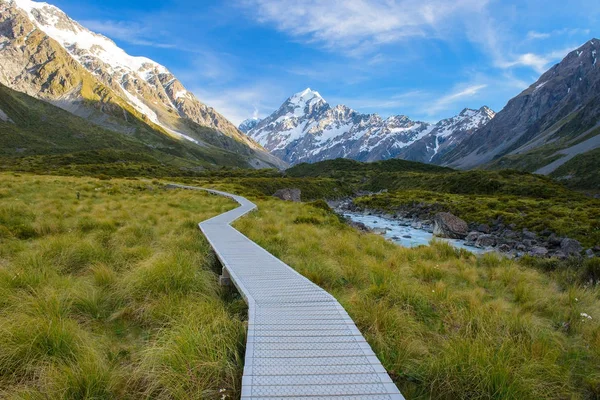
528,246,549,257
522,229,538,240
477,224,491,234
466,231,481,242
476,234,497,248
560,238,582,256
586,249,595,258
523,239,537,247
548,234,563,247
433,212,469,239
273,188,301,202
498,244,511,252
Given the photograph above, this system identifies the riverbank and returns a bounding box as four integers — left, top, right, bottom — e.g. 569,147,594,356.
334,197,598,259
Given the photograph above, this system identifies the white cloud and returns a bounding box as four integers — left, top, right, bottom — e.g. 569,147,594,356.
81,20,175,48
190,84,288,125
427,84,488,115
243,0,489,54
526,31,551,40
497,53,551,74
527,28,591,41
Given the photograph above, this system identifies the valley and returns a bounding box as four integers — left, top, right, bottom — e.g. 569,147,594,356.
0,0,599,398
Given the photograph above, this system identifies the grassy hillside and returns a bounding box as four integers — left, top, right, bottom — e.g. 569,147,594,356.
0,83,272,170
287,158,574,198
485,102,600,188
550,147,600,191
234,198,600,399
0,174,245,398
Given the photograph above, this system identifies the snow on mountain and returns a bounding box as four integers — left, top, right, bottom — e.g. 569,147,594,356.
13,0,167,80
8,0,257,148
398,106,496,163
239,117,262,133
245,88,494,165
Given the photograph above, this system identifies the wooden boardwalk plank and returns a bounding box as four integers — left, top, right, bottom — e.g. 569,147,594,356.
170,185,405,399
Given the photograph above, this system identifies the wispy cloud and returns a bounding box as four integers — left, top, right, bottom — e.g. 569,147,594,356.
242,0,489,55
527,28,591,41
190,83,288,125
81,20,176,48
427,84,488,115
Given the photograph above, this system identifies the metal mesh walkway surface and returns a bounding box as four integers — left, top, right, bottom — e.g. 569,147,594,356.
174,185,404,400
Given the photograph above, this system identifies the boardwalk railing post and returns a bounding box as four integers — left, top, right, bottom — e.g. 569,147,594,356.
219,267,231,286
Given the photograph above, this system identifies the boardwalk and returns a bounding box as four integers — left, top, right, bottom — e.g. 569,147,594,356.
174,185,404,399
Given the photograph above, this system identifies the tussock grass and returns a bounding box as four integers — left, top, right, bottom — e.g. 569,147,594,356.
0,173,245,398
235,199,600,399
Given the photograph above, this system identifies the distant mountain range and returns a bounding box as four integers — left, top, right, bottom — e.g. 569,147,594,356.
242,40,600,188
241,89,495,165
0,0,285,169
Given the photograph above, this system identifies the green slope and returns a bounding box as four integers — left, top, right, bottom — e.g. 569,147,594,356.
286,158,568,198
0,83,270,173
550,148,600,191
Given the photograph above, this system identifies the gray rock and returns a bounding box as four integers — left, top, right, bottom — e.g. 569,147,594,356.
372,228,387,235
273,188,301,202
522,229,537,240
528,246,549,257
503,230,519,239
476,234,497,248
466,231,481,242
560,238,583,255
350,221,370,232
548,234,563,247
498,244,511,252
477,224,491,234
433,212,469,239
586,249,595,258
516,243,527,251
411,221,423,229
403,235,412,239
523,239,537,247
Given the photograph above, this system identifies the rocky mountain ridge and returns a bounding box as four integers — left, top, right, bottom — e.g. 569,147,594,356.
441,38,600,177
0,0,285,169
243,88,494,165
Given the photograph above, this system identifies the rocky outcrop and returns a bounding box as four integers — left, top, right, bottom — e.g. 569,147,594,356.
433,212,469,239
273,188,301,202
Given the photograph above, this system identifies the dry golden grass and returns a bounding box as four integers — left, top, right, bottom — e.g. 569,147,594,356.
0,173,245,399
234,198,600,400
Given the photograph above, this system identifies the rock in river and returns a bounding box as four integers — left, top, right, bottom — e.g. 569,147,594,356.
433,212,469,239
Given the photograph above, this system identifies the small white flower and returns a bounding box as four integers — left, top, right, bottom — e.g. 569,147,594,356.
580,312,592,320
575,298,579,302
432,290,435,293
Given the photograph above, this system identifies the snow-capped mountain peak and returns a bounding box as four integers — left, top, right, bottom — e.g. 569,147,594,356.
12,0,167,80
244,89,495,166
289,88,325,106
6,0,259,150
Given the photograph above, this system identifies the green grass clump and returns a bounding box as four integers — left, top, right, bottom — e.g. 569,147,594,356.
0,174,245,398
234,199,600,399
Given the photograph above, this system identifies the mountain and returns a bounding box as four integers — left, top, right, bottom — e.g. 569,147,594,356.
440,39,600,181
244,88,494,165
239,117,261,133
398,106,495,163
0,0,285,169
0,82,269,172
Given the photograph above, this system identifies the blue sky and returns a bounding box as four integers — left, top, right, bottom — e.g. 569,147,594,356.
50,0,598,124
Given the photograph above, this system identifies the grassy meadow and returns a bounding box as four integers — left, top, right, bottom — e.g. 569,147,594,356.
0,174,246,399
234,198,600,399
2,171,600,400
